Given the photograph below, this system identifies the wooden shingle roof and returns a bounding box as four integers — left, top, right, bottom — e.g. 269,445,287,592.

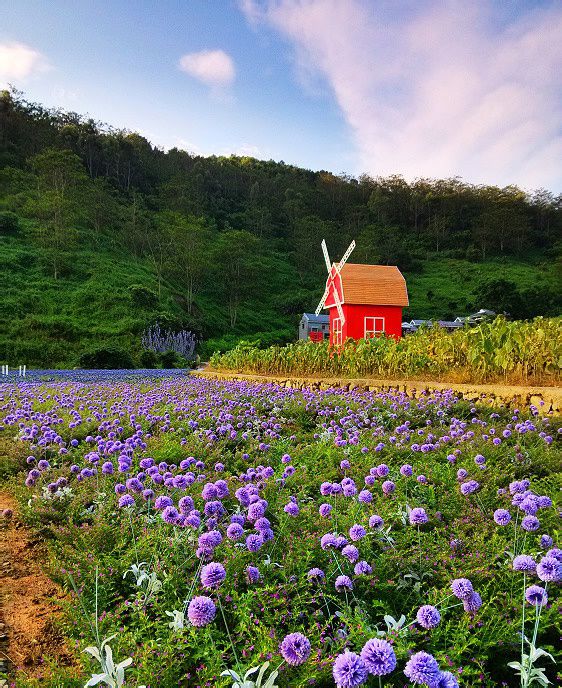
339,264,409,306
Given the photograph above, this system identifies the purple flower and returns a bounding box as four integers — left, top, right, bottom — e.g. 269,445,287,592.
319,503,333,518
463,591,482,613
332,650,368,688
342,545,359,563
349,524,366,541
409,508,428,525
400,464,413,476
162,506,179,524
521,515,540,532
404,651,441,686
369,515,384,529
320,481,333,496
200,562,226,589
358,490,373,503
246,534,264,552
321,533,338,550
246,566,261,583
525,585,548,606
354,560,372,575
540,535,553,549
451,578,474,600
513,555,536,572
360,638,396,676
536,555,562,583
335,575,353,591
416,605,441,629
279,632,311,666
376,464,389,477
460,480,479,495
118,495,134,508
437,671,459,688
493,509,511,526
547,548,562,561
382,480,395,495
307,567,325,582
284,502,300,516
187,596,216,626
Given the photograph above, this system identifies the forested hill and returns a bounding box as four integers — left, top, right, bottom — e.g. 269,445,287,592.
0,88,560,367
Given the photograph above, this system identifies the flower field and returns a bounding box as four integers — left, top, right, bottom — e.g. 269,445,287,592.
210,317,562,385
1,375,560,688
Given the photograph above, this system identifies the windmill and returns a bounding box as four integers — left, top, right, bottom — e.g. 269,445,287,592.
314,239,356,328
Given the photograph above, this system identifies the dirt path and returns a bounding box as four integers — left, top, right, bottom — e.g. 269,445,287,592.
0,491,78,682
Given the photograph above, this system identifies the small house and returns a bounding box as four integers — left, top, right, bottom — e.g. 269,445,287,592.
299,313,330,341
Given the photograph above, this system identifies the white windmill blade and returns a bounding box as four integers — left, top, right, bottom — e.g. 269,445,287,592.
334,288,345,324
321,239,332,273
337,239,356,271
315,285,329,315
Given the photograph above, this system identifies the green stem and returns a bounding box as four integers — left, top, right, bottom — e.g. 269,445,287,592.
218,596,241,674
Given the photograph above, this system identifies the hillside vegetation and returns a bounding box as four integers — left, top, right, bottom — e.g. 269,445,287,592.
0,89,560,367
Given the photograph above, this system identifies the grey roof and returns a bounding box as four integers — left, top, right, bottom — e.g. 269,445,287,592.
410,319,432,326
437,320,464,328
302,313,330,323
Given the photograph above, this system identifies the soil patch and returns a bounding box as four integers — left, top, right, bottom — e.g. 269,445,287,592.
0,491,79,682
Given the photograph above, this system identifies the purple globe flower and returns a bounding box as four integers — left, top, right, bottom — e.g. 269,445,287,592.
513,555,537,572
404,651,441,686
540,534,553,549
400,464,413,476
525,585,548,606
521,515,540,532
460,480,480,495
493,509,511,526
416,604,441,629
358,490,373,503
284,502,300,516
246,534,264,552
246,566,261,583
369,514,384,529
226,523,244,540
376,464,389,477
463,591,482,613
547,548,562,562
342,545,359,563
451,578,474,600
321,533,338,550
409,508,428,526
349,524,366,541
333,650,368,688
319,503,333,518
536,555,562,583
382,480,395,495
307,567,325,582
354,560,372,575
279,632,311,666
335,575,353,591
437,671,459,688
118,494,134,508
200,562,226,589
162,506,179,524
360,638,396,676
187,596,216,627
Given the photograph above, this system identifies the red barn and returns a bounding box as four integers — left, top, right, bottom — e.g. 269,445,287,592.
315,241,409,345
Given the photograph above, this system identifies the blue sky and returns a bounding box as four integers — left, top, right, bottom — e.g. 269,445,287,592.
1,1,561,191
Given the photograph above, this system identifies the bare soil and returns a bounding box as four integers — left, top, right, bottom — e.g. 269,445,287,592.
0,491,79,682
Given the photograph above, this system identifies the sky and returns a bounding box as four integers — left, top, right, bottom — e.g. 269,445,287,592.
1,0,561,192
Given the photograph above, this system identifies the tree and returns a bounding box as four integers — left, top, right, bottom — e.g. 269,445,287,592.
26,148,88,278
473,279,523,318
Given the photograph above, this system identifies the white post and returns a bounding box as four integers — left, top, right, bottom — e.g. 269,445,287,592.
23,365,26,377
19,365,22,377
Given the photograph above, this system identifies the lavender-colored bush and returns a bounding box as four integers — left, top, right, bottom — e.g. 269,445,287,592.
142,323,196,361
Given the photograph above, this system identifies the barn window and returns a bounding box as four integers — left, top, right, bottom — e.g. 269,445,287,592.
333,318,343,345
364,317,385,338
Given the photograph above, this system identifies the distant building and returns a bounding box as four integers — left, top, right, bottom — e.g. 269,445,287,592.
299,313,330,341
455,309,496,326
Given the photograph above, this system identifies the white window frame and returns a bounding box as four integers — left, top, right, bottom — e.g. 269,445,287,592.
364,316,385,338
332,317,343,345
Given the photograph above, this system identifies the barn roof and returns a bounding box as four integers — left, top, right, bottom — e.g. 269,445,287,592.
339,264,409,307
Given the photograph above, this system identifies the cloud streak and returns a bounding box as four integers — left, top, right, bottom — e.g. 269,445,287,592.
0,41,51,85
241,0,562,190
179,49,236,88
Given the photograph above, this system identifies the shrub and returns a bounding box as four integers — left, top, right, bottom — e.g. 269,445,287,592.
129,284,159,309
77,346,135,369
0,210,19,235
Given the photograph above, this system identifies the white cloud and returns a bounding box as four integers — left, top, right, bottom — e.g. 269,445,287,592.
0,41,50,85
178,49,236,87
241,1,562,190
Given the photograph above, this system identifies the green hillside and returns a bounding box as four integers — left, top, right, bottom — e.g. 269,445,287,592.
0,89,560,367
